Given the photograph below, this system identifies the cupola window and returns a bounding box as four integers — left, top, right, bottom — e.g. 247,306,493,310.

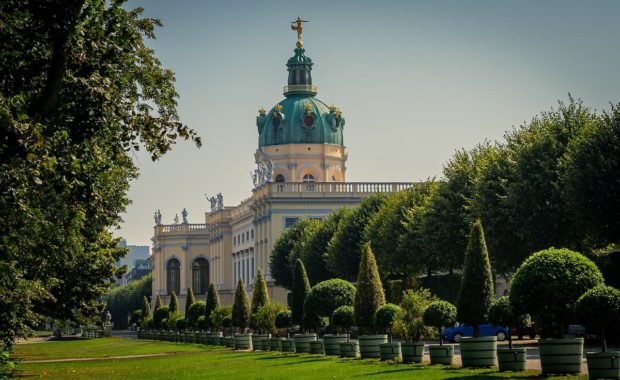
302,174,315,183
275,174,285,182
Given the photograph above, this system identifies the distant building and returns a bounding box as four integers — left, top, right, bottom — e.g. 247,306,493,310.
114,240,151,286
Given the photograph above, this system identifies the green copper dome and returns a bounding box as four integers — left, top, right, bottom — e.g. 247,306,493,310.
256,47,345,147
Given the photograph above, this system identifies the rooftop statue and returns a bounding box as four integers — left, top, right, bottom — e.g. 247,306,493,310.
291,16,308,48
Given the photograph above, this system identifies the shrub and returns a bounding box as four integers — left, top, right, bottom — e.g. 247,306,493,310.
488,296,530,349
232,280,250,330
185,286,196,317
423,301,457,345
154,294,163,311
130,309,142,326
391,288,437,342
509,248,604,338
254,302,288,334
374,303,401,339
187,301,206,329
222,316,232,329
160,318,169,330
205,283,220,328
291,259,311,327
303,279,356,325
143,316,154,330
575,285,620,352
275,310,292,331
169,292,180,316
250,270,270,329
456,220,494,337
332,305,355,334
153,306,170,329
211,305,232,332
175,317,187,331
354,243,385,333
197,316,207,331
141,295,152,320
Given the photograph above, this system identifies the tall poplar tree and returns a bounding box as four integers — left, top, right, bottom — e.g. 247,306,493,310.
354,243,385,334
291,259,311,327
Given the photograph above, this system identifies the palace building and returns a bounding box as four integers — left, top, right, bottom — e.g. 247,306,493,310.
150,19,412,308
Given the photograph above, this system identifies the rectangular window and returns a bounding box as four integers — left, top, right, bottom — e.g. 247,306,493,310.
251,257,255,283
284,217,299,229
246,231,249,240
251,229,254,239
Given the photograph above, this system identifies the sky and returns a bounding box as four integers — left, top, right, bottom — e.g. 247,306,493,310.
118,0,620,246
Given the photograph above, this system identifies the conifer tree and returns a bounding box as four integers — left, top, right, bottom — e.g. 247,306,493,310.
205,283,220,327
354,243,385,334
169,291,180,316
185,286,196,318
251,269,270,315
291,259,311,326
154,294,163,311
141,295,152,319
457,219,494,337
232,280,250,331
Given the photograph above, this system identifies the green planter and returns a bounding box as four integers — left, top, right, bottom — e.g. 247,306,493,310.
339,340,360,358
281,338,295,352
323,334,348,356
401,342,425,364
294,334,317,353
428,344,455,365
252,334,271,351
358,335,388,359
207,332,223,345
225,336,234,348
586,351,620,379
379,342,402,362
185,332,194,343
539,338,583,374
459,336,497,367
497,348,527,372
269,337,283,351
309,340,325,355
233,333,253,350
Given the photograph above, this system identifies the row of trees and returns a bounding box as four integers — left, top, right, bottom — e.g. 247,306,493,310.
271,98,620,289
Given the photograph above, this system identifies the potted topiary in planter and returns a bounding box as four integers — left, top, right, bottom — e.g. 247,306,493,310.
510,248,604,374
354,243,388,359
575,285,620,380
375,304,402,362
488,296,527,372
232,280,252,350
423,300,457,365
275,310,292,351
328,305,354,356
392,289,436,364
456,220,497,367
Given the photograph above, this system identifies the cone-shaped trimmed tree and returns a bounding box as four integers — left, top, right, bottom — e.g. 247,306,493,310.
291,259,311,327
154,294,163,311
232,280,250,331
251,270,270,315
169,291,180,316
205,283,220,328
185,286,196,318
141,295,152,319
354,243,385,334
457,219,494,337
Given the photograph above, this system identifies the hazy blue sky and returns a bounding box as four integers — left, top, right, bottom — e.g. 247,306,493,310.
119,0,620,246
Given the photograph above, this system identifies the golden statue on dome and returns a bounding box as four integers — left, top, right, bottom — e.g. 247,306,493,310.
291,16,308,48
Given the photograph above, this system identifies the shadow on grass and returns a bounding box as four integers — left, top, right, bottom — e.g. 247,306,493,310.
355,368,414,377
270,358,328,366
438,367,551,379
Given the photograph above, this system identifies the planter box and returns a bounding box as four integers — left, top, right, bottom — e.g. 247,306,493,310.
225,336,234,348
539,338,583,374
294,334,317,353
339,340,360,359
428,344,455,365
207,332,223,345
269,337,283,351
358,335,388,359
586,351,620,379
323,334,348,356
497,348,526,372
185,332,194,343
460,336,497,367
309,340,325,355
252,334,271,351
401,342,425,364
379,342,402,362
233,333,253,350
281,338,295,353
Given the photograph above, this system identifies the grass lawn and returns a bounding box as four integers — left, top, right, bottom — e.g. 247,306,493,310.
13,338,587,379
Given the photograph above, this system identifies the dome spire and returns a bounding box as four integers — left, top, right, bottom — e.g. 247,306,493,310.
285,17,317,97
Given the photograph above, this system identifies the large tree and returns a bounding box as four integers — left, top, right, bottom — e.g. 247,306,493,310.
269,219,316,289
0,0,200,350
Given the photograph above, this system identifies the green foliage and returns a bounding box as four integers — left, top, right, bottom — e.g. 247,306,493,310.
187,301,206,329
591,249,620,289
253,302,289,334
392,289,437,342
374,303,401,331
105,274,152,329
575,285,620,351
251,270,270,318
423,301,457,343
456,220,494,336
509,248,604,338
154,295,163,311
153,306,170,330
354,243,386,333
420,273,462,305
487,297,515,328
222,316,232,329
270,219,316,289
175,317,187,331
184,287,196,318
303,279,356,325
275,310,293,329
332,305,355,333
327,194,388,281
232,280,250,330
196,316,207,331
205,283,220,327
130,310,142,326
211,305,232,332
141,296,152,320
291,259,311,326
168,292,180,317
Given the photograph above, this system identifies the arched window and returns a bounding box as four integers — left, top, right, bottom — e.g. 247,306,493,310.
167,258,180,295
275,174,285,183
192,258,209,295
302,174,315,183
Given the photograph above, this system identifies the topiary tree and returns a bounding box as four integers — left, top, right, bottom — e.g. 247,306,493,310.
169,292,180,317
456,220,495,337
250,270,270,330
141,295,152,327
509,248,604,338
211,305,232,333
175,317,187,332
423,301,457,345
303,279,356,329
354,243,386,334
374,303,402,342
275,310,293,337
185,286,196,318
232,280,250,332
332,305,355,336
187,301,206,329
391,288,437,342
154,294,163,312
254,302,289,334
488,296,530,349
291,259,311,328
575,285,620,352
197,316,207,331
153,306,170,330
205,283,220,330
